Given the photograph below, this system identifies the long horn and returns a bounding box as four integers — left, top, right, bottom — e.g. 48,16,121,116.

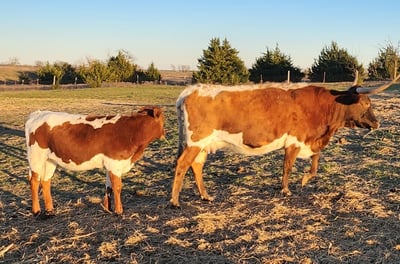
352,70,359,86
356,74,400,94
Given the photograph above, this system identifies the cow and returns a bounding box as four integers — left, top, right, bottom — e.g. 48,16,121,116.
25,107,165,216
170,76,400,207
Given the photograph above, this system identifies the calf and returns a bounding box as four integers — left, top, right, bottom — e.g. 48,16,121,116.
25,107,165,216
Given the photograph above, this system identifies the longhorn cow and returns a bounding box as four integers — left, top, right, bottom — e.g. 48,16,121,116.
170,76,400,207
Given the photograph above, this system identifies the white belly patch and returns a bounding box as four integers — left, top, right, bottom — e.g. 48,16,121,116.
186,129,315,159
28,142,133,181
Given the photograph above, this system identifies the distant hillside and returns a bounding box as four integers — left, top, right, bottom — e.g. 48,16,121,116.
0,65,192,84
0,65,39,82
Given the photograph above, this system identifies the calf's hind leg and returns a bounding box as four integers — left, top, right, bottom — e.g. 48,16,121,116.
28,160,57,216
28,170,41,216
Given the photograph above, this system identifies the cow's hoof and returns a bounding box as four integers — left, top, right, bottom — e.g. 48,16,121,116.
301,174,315,187
281,188,292,196
201,195,214,202
35,210,55,220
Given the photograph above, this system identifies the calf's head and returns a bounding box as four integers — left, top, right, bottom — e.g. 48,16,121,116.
138,107,166,140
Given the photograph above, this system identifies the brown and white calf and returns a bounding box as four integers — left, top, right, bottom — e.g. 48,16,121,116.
25,107,165,216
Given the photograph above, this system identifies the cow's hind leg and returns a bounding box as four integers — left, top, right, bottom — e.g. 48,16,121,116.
191,150,213,202
302,153,320,186
282,145,300,195
170,146,201,207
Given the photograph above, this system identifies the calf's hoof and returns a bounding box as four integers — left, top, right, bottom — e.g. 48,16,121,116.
45,210,55,217
114,211,123,217
169,198,180,208
32,211,41,217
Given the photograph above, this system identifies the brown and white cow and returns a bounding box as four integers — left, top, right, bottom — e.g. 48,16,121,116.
25,107,165,216
170,76,400,207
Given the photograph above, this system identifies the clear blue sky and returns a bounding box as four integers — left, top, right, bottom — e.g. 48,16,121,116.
1,0,399,70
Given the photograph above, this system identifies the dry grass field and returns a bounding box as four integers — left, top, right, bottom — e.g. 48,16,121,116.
0,84,399,263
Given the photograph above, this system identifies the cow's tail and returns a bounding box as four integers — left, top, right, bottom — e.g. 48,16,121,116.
176,98,187,159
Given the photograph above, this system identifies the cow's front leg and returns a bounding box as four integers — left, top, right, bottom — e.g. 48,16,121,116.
191,150,213,202
170,146,201,207
28,170,41,216
301,153,320,186
281,145,300,195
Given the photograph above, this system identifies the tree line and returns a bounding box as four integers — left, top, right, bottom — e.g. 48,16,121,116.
26,50,161,88
194,38,399,85
22,38,400,87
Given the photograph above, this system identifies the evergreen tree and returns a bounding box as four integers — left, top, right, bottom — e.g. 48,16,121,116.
145,62,161,81
37,61,67,88
368,41,399,80
107,50,136,82
78,60,110,88
249,45,304,83
310,41,363,82
193,38,249,85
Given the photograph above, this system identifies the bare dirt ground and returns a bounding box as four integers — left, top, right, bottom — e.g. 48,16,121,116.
0,88,399,263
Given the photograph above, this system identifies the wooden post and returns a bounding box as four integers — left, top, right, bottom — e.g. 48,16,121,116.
287,70,290,83
53,75,56,85
260,74,263,83
323,72,326,83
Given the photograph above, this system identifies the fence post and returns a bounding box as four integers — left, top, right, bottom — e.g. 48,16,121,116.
287,70,290,83
323,72,326,83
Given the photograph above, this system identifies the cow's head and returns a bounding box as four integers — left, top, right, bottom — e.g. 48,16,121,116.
335,75,400,130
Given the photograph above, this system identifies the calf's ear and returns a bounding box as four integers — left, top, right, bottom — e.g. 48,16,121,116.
152,107,163,119
138,107,163,118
